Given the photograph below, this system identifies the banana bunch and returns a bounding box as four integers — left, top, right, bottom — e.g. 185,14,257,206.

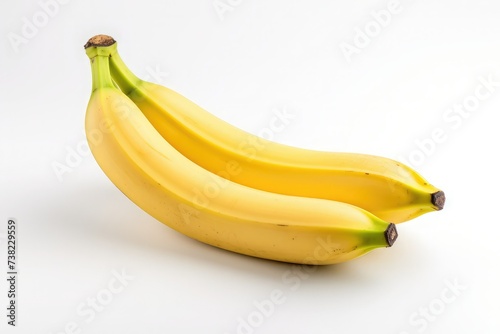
83,35,444,265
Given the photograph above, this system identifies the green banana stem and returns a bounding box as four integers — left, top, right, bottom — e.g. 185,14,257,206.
108,48,142,95
88,54,115,91
84,35,116,91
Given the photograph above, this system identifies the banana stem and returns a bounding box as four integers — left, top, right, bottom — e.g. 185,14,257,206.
108,48,142,95
84,35,116,91
88,55,115,91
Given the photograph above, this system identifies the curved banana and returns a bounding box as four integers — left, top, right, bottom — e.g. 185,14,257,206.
84,35,398,265
105,38,445,224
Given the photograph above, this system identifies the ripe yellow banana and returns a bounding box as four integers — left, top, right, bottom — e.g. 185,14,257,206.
106,38,445,224
84,35,398,265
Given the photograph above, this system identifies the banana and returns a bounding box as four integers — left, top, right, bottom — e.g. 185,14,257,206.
84,35,398,265
105,38,445,224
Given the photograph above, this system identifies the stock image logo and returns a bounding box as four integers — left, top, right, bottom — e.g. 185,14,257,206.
48,269,134,334
7,0,73,53
340,0,403,63
212,0,245,21
399,74,499,168
399,278,467,334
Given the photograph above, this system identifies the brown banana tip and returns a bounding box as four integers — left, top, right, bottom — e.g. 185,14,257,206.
84,34,116,49
385,223,398,247
431,190,446,210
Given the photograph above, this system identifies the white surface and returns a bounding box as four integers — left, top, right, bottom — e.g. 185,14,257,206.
1,0,500,333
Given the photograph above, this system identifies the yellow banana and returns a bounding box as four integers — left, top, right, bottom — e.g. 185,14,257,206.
106,38,445,224
84,35,398,265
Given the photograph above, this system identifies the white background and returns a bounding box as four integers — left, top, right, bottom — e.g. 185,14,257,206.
1,0,500,333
